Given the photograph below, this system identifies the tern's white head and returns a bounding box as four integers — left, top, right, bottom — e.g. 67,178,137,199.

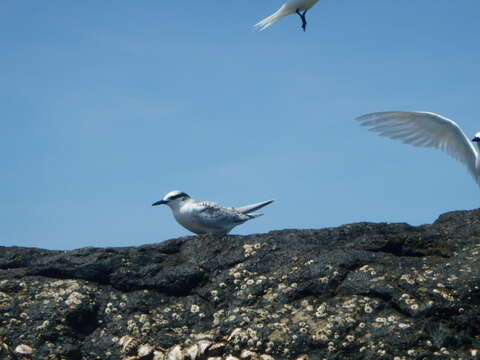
472,132,480,143
152,190,191,210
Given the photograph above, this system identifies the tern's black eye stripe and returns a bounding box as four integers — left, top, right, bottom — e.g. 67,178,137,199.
168,192,189,201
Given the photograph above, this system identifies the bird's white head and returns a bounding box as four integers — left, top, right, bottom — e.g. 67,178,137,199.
472,132,480,143
152,190,191,210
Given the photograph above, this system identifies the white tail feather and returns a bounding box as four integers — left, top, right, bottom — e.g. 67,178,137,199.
253,6,290,31
235,200,274,214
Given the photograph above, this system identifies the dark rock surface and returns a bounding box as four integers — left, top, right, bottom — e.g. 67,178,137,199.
1,209,480,360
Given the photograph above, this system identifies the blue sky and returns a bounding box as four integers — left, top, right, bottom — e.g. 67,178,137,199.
2,0,480,250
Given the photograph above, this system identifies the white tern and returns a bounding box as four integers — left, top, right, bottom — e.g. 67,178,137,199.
254,0,320,32
152,190,274,236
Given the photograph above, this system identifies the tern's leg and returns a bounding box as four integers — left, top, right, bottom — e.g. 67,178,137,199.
296,9,308,32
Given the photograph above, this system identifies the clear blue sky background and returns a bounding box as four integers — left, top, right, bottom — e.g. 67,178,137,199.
2,0,480,250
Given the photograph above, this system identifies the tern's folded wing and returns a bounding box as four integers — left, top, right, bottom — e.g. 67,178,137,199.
192,202,250,227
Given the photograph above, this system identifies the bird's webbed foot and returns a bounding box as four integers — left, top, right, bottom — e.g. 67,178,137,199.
296,9,308,32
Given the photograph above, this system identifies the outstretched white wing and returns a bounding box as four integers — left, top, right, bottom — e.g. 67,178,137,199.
356,111,479,183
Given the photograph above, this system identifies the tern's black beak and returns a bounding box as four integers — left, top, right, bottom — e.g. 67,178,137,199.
472,137,480,142
152,200,168,206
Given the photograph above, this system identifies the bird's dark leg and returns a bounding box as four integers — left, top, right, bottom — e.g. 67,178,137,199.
296,9,308,32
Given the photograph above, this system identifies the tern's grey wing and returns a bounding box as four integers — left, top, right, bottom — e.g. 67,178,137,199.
356,111,479,182
192,201,251,227
235,200,274,214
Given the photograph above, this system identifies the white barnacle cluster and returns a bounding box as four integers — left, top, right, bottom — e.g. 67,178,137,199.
33,280,83,304
36,319,50,331
372,315,403,330
447,274,459,282
300,300,314,313
105,302,118,315
310,295,397,348
420,266,439,281
333,296,380,317
0,291,12,310
210,290,220,302
357,340,389,356
397,322,411,329
312,323,331,343
242,243,265,258
399,273,416,285
227,326,262,351
160,303,187,323
212,309,225,326
134,313,155,335
243,244,256,258
358,265,378,277
126,319,141,336
65,291,87,307
226,265,274,302
314,303,327,319
432,347,452,356
399,293,420,311
0,280,18,310
432,284,455,302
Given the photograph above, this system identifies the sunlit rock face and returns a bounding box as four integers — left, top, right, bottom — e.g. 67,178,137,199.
1,209,480,359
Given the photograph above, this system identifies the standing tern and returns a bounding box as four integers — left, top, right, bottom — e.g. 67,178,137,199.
152,190,274,237
254,0,320,32
356,111,480,185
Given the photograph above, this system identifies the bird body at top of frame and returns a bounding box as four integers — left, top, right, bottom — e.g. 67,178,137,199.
254,0,320,32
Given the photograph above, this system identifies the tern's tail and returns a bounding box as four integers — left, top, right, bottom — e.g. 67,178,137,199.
253,6,289,31
236,200,274,214
247,213,264,219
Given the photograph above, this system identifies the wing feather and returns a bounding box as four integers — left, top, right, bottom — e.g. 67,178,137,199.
356,111,478,182
192,201,250,227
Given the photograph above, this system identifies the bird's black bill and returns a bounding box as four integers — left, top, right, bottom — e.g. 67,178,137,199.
152,200,167,206
473,138,480,142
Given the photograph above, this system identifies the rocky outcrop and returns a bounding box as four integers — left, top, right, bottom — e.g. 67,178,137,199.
1,209,480,360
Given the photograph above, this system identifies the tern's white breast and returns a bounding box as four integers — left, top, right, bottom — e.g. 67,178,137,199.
286,0,319,11
173,206,207,235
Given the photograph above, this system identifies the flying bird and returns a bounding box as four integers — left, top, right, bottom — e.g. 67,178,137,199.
254,0,320,32
356,111,480,185
152,190,274,237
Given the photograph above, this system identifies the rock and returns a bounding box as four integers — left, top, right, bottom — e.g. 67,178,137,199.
138,344,154,359
1,209,480,359
240,349,259,359
14,344,33,355
166,345,183,360
183,344,199,359
120,336,140,355
225,356,240,360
